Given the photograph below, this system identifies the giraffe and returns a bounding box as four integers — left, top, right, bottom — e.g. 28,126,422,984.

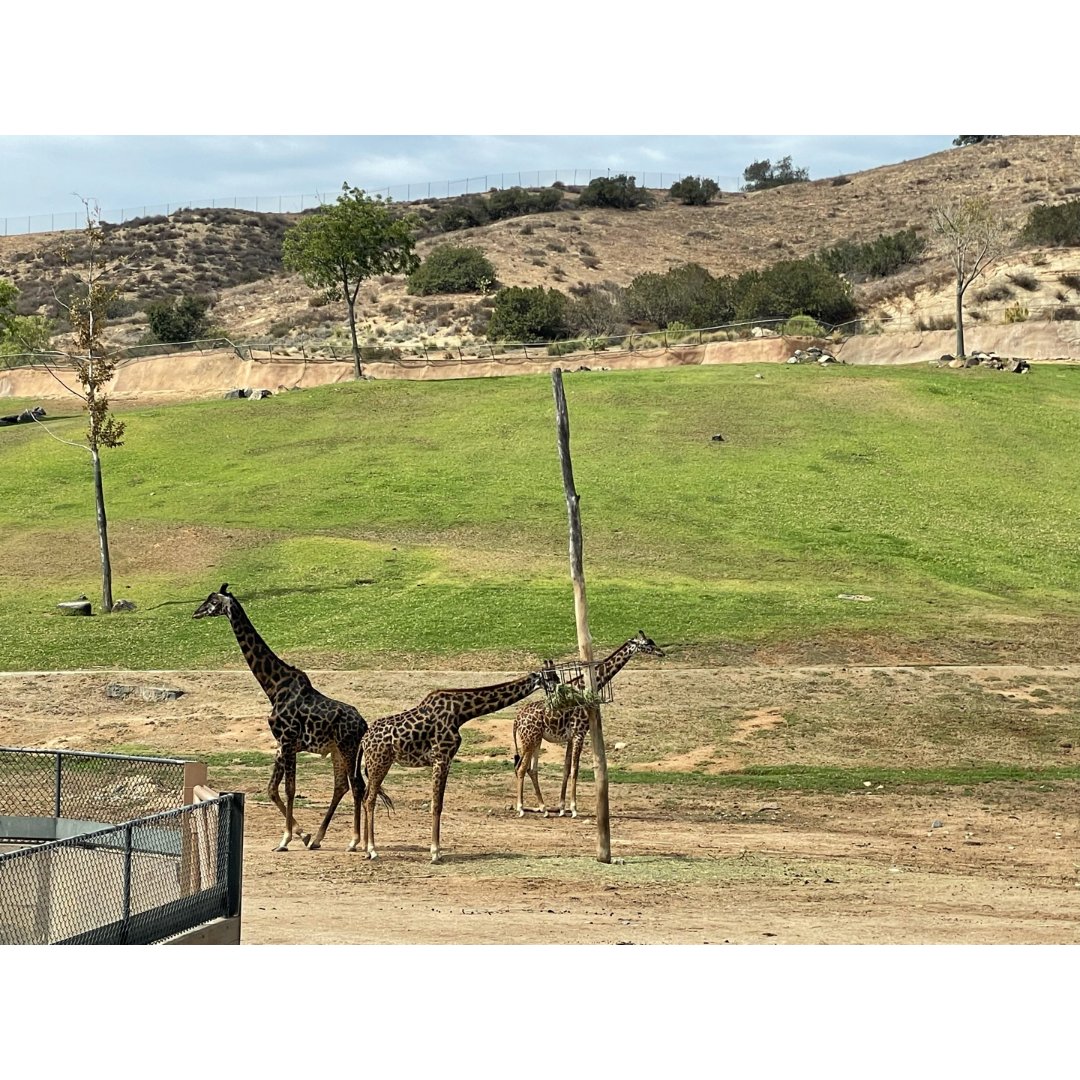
192,583,389,853
359,661,560,863
513,630,664,819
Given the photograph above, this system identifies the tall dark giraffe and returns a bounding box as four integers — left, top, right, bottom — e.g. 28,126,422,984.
513,630,664,818
359,662,560,863
193,583,387,852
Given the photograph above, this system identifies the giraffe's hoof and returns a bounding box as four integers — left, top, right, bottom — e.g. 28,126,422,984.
516,808,525,818
366,850,378,860
273,844,288,853
308,841,321,851
431,853,442,864
570,810,579,819
300,833,313,847
541,809,549,819
558,809,567,818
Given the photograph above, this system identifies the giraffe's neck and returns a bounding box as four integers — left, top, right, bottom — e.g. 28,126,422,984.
427,672,542,731
592,639,641,690
225,598,304,702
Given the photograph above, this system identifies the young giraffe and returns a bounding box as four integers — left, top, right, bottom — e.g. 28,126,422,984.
193,583,388,853
359,662,560,863
513,630,664,818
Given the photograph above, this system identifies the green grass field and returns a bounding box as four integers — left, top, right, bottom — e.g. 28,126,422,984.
3,362,1080,670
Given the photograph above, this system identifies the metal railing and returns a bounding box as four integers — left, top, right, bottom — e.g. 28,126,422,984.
0,748,244,945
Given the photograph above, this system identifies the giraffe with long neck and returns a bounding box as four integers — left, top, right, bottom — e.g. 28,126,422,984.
359,662,560,863
193,583,387,852
513,630,664,818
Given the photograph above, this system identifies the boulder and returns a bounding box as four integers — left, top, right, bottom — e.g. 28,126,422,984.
58,600,92,616
249,388,272,399
223,388,249,399
111,599,137,612
948,358,966,369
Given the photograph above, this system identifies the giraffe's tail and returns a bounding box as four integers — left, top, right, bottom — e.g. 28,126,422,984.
512,720,521,770
376,786,394,815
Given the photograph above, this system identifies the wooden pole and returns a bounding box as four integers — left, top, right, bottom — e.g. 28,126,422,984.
551,367,611,863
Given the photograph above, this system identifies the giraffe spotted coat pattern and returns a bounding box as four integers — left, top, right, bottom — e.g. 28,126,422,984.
359,662,560,863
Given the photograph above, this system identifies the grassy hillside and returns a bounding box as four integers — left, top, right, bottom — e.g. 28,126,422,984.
3,363,1080,670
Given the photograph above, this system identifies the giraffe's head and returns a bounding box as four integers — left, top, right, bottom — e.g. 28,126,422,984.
537,659,561,696
193,583,235,620
631,629,665,657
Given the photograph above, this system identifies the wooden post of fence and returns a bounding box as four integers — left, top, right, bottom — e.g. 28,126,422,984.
551,367,611,863
180,762,208,896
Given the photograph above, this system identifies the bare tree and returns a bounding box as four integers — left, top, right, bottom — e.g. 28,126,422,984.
928,197,1010,358
31,198,127,613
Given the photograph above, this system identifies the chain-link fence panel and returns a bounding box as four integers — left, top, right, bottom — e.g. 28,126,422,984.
0,796,243,945
0,748,188,823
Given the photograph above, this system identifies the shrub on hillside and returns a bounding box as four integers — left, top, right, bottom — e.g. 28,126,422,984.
407,245,497,295
487,186,563,219
437,197,491,232
1021,199,1080,247
817,229,927,281
436,186,563,234
487,286,571,342
669,176,720,206
742,156,809,191
567,281,628,337
733,260,856,325
145,294,213,343
625,264,734,329
578,175,654,210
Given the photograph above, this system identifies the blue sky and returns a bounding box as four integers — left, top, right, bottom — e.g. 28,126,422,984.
0,135,959,220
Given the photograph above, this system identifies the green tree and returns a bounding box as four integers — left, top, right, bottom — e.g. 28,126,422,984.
30,200,127,613
144,294,212,343
283,184,419,378
742,155,810,191
669,176,720,206
487,286,571,342
929,197,1010,357
578,175,654,210
406,245,497,296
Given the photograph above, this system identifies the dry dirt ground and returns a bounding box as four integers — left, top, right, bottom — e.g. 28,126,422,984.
2,665,1078,945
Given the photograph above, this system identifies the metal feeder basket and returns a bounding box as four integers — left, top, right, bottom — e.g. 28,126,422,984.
544,660,615,706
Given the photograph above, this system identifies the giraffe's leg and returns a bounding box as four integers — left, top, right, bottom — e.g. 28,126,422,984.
346,741,365,853
363,756,390,860
557,739,574,816
270,746,308,851
528,749,547,816
430,758,451,864
567,731,587,818
309,747,348,851
515,726,546,817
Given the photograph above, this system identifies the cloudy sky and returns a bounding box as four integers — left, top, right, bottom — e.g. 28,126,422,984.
0,135,959,221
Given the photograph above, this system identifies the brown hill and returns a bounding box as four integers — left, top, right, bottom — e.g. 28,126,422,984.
3,135,1080,353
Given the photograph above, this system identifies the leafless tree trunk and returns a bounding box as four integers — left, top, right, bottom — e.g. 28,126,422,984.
551,367,611,863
